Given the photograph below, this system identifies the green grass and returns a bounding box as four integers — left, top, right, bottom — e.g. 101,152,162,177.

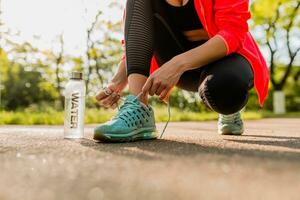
0,107,299,125
0,109,113,125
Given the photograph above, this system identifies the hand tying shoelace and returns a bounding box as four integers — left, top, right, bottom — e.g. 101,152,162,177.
115,91,171,139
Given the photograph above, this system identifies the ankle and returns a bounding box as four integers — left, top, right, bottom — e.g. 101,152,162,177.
128,91,148,105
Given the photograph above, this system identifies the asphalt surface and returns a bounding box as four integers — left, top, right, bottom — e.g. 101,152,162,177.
0,118,300,200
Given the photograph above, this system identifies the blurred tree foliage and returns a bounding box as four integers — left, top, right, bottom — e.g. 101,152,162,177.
0,45,59,110
251,0,300,91
0,2,122,111
0,0,299,113
249,0,300,111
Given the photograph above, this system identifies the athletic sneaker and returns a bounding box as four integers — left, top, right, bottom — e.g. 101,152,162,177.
218,112,244,135
94,94,158,142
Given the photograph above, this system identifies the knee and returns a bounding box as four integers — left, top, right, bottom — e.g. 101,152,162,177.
198,74,250,115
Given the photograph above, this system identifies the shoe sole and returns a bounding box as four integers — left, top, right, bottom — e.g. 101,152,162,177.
218,126,244,135
93,127,158,143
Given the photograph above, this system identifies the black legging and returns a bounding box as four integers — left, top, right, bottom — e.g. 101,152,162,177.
124,0,254,115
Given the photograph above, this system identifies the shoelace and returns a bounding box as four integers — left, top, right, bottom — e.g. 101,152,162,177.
113,97,142,120
116,92,170,139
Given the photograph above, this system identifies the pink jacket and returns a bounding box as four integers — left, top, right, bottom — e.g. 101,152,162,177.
121,0,270,106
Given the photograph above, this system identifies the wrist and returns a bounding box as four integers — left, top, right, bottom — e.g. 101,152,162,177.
110,76,127,85
172,55,189,74
111,73,127,86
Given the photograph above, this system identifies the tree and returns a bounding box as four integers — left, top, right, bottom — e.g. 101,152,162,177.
0,0,4,108
39,34,70,109
251,0,300,113
0,1,124,110
53,34,65,107
2,39,61,110
83,8,123,96
3,63,57,110
85,10,103,93
0,50,9,109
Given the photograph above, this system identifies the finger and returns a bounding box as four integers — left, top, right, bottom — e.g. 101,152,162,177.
155,83,166,96
111,103,118,109
142,77,153,95
101,93,117,107
96,90,108,101
97,101,104,106
159,87,171,102
97,96,109,106
98,101,110,109
96,87,112,101
107,92,119,106
98,97,110,107
109,93,120,107
149,81,161,96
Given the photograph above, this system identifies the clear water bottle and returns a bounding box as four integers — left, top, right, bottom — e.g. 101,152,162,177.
64,71,86,139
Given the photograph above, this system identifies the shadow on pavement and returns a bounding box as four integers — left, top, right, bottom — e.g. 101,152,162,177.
225,138,300,150
243,134,300,140
78,137,300,162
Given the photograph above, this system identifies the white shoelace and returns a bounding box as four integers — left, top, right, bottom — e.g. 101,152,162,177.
117,91,170,139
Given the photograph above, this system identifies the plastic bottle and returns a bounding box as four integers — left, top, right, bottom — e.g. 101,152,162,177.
64,71,86,139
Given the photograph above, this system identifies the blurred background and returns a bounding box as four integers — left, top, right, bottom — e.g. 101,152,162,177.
0,0,299,125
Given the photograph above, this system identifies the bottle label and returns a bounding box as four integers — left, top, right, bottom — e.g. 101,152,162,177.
70,92,79,128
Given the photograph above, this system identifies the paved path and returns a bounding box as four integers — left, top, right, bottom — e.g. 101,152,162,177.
0,119,300,200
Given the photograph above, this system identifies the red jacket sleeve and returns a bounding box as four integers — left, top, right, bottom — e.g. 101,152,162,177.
214,0,251,55
121,39,126,62
121,8,126,62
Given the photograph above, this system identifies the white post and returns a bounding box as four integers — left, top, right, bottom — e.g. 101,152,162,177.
273,90,286,114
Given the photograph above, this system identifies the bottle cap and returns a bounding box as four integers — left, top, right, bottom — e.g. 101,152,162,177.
70,71,83,80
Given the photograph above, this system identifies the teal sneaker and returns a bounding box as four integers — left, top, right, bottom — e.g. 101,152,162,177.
218,112,244,135
94,94,158,142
